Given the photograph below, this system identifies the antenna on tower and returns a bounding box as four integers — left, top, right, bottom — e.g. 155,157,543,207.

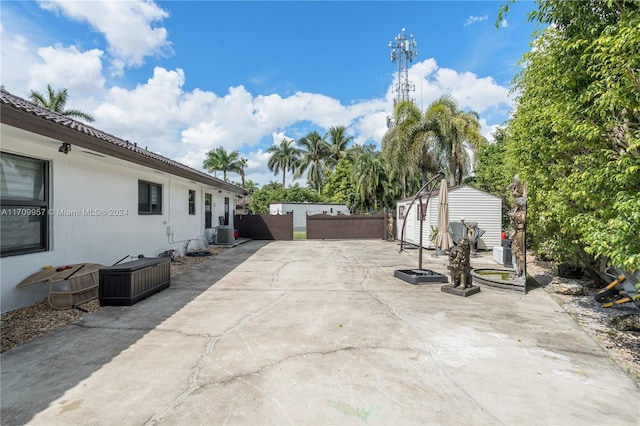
387,28,418,128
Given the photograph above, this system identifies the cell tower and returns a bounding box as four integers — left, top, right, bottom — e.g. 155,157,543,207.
389,28,418,106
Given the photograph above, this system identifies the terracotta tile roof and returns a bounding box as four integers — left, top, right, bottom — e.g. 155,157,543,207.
0,89,247,195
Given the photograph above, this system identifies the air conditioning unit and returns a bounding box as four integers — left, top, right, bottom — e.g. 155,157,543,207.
216,225,235,244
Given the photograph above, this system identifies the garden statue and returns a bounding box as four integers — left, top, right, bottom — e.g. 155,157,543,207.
448,237,472,289
386,213,394,242
507,175,527,277
460,217,484,257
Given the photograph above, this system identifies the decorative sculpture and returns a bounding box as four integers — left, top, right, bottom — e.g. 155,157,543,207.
507,175,527,277
448,237,472,289
386,213,395,242
460,217,483,257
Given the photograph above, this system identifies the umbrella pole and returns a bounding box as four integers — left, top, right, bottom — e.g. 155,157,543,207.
419,205,424,269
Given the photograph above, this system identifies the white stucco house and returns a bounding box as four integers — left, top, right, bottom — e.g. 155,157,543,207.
396,185,502,250
0,90,248,313
269,202,350,231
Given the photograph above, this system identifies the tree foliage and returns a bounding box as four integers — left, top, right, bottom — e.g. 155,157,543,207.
352,144,396,213
469,127,512,228
249,184,324,214
502,0,640,276
266,138,301,187
326,125,354,164
295,131,332,194
381,101,426,196
29,84,95,122
202,146,243,182
323,158,358,208
382,97,485,193
424,96,486,187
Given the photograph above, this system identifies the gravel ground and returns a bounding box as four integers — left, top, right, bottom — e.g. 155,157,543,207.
1,246,228,353
2,247,639,385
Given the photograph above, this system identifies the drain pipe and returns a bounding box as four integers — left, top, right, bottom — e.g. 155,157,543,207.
167,226,199,255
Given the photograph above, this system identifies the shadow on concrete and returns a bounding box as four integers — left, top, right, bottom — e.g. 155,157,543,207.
0,241,269,426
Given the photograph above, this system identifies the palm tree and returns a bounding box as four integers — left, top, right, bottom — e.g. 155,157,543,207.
266,138,301,187
28,84,94,122
326,125,353,166
382,100,437,196
382,97,486,190
424,95,486,186
353,145,393,212
295,131,331,194
202,146,243,182
240,157,248,188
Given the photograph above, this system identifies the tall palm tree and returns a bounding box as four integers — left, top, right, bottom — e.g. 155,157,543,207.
295,131,331,194
28,84,95,122
424,95,486,186
382,100,438,195
240,157,248,188
202,146,243,182
353,145,393,212
266,138,301,187
326,125,353,166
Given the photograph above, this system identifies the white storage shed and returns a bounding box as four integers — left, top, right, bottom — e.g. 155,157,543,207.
396,185,502,250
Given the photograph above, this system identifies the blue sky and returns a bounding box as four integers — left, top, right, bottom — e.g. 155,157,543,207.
1,1,539,186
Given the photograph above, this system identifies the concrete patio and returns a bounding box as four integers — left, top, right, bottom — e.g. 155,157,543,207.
1,240,638,425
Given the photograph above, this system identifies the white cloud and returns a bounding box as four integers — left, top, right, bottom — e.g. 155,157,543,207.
169,58,510,186
464,15,489,26
5,37,512,190
39,0,171,71
0,29,38,95
479,118,500,143
434,68,509,113
403,59,510,115
29,45,105,96
500,19,508,28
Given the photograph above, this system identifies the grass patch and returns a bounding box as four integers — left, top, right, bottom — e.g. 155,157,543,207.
293,231,306,240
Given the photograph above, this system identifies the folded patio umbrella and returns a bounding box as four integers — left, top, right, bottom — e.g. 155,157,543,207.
435,179,454,252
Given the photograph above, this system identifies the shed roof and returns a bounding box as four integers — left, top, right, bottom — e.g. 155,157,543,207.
397,185,501,203
0,89,247,196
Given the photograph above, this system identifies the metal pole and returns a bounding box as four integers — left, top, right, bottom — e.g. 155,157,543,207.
419,202,424,269
398,171,445,272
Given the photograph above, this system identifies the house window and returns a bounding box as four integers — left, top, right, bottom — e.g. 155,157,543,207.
398,206,405,219
224,197,230,225
188,190,196,215
204,193,212,228
138,180,162,214
0,152,49,257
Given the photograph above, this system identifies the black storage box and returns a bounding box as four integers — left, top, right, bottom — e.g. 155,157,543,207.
99,257,171,306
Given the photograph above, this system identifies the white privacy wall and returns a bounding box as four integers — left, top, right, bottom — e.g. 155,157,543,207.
270,203,350,231
0,124,232,312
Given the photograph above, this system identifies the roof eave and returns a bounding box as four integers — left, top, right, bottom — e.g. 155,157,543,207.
0,103,248,196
